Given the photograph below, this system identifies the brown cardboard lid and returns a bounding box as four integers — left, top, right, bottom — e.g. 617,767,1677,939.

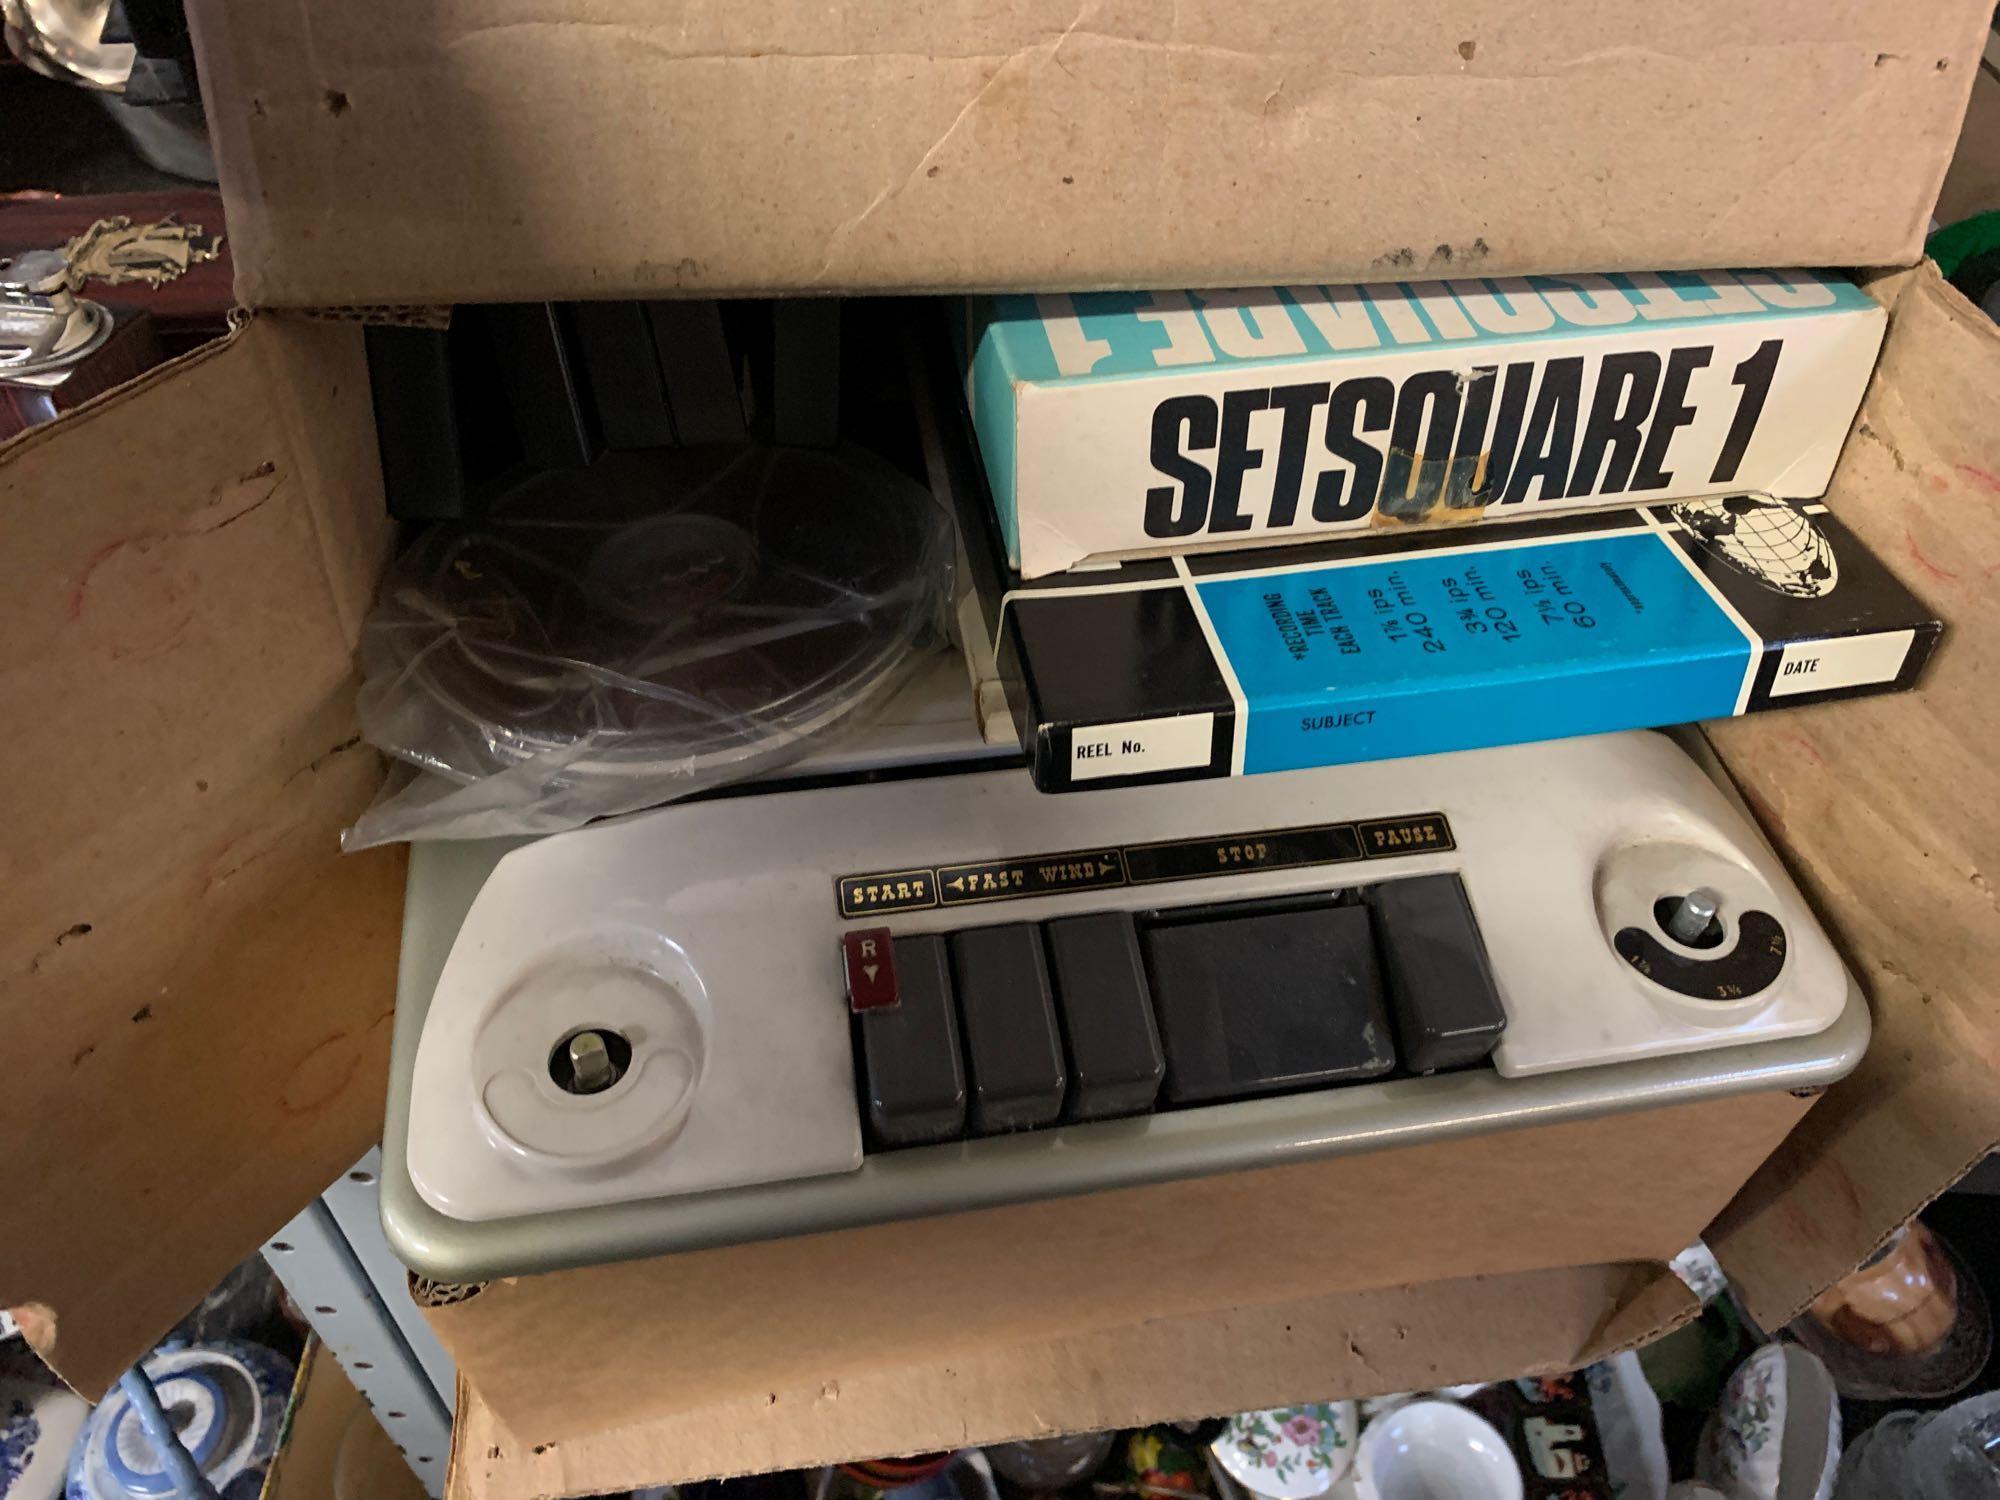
185,0,1993,307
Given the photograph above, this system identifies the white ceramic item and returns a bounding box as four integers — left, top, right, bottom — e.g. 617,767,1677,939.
1695,1343,1841,1500
1587,1352,1671,1500
0,1350,90,1500
1212,1404,1360,1498
1354,1401,1522,1500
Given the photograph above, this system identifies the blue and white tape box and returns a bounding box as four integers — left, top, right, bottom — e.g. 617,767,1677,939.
963,272,1887,578
962,498,1939,791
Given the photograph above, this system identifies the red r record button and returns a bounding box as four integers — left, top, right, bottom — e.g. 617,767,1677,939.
842,928,900,1012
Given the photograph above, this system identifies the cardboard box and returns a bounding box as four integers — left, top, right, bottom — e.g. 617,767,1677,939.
261,1340,431,1499
965,272,1886,578
4,269,2000,1498
183,2,1994,307
420,1090,1811,1468
450,1263,1697,1500
1702,264,2000,1331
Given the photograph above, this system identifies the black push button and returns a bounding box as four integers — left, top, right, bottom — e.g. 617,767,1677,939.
859,935,966,1147
1044,913,1165,1122
1367,874,1507,1073
949,924,1068,1133
1143,903,1393,1105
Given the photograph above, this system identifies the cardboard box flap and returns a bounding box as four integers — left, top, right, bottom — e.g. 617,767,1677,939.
418,1091,1803,1450
446,1262,1697,1499
0,317,402,1398
189,0,1992,307
1704,262,2000,1329
264,1341,430,1499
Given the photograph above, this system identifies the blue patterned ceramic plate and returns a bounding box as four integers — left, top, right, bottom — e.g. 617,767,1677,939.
64,1341,295,1500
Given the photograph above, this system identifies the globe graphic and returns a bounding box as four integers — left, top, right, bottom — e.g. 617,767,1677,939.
1669,498,1838,599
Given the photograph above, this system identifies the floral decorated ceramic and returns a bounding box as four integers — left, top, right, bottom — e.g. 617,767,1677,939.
1694,1344,1840,1500
1211,1404,1359,1498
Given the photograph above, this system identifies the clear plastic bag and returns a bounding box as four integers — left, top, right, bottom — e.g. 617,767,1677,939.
1835,1396,2000,1498
343,443,953,848
1907,1391,2000,1498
